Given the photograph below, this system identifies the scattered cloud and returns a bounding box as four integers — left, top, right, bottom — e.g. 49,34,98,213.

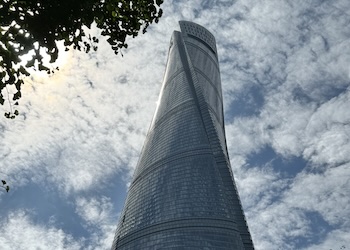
1,0,350,249
0,210,83,250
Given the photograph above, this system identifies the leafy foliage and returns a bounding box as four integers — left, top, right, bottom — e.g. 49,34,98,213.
0,0,163,118
1,180,9,192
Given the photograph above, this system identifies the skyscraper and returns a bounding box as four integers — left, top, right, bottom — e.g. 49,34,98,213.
111,21,254,250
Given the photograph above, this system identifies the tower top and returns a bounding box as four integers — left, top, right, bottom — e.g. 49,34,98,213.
179,21,217,55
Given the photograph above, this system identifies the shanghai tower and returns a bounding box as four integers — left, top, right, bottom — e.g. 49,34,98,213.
111,21,254,250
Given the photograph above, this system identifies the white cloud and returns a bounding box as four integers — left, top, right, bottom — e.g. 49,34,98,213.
305,229,350,250
1,0,350,249
75,196,119,250
0,210,83,250
250,203,310,250
303,90,350,167
75,196,114,227
285,163,350,227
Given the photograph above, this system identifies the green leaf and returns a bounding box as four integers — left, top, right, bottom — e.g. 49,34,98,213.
1,0,163,117
38,64,49,72
19,66,30,76
25,58,35,68
13,91,22,100
0,95,4,105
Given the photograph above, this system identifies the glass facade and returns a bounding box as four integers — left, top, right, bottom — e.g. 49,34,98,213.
111,21,254,250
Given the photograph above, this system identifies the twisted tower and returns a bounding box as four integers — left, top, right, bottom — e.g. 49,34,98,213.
111,21,254,250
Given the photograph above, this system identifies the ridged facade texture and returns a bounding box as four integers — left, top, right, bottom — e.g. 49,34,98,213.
111,21,254,250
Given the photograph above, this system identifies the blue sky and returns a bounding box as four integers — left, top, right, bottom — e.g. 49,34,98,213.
1,0,350,249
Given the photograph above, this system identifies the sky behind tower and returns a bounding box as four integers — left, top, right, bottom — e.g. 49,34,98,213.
1,0,350,249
